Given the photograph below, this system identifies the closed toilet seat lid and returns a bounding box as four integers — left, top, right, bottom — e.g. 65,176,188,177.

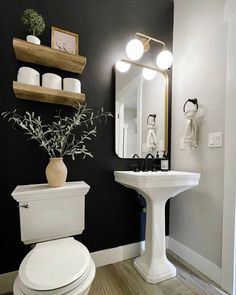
19,237,91,291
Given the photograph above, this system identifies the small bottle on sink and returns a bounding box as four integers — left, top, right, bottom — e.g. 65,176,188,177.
161,157,169,171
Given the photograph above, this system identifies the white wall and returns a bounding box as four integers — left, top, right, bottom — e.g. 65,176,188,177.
171,0,227,267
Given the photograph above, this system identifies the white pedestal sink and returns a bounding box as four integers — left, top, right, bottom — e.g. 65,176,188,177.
114,170,200,284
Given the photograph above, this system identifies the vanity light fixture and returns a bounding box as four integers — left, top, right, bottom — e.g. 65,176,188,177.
156,50,173,70
126,32,173,70
126,39,144,61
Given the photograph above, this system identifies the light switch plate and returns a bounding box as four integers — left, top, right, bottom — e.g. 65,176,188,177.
208,132,223,148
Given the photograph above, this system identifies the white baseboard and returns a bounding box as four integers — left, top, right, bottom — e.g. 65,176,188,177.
91,240,145,267
0,270,18,294
168,236,222,285
91,237,169,267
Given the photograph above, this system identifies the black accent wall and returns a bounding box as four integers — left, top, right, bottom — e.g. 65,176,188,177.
0,0,173,274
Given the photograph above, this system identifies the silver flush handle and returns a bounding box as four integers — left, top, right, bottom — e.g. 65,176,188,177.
18,203,30,209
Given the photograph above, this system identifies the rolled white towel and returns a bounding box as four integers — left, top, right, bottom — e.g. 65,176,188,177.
183,109,198,150
146,125,157,150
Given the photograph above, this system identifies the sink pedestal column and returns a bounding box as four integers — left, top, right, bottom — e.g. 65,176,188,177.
134,196,176,283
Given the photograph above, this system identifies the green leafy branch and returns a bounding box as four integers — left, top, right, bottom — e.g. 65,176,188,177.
2,104,113,160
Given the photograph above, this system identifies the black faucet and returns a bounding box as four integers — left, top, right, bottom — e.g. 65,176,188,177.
142,153,154,171
131,153,140,172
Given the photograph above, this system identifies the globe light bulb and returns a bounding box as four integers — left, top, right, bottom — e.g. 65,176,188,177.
156,50,173,70
126,39,144,61
142,68,157,80
115,60,131,73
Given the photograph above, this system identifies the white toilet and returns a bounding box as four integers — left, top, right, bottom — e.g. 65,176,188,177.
11,181,96,295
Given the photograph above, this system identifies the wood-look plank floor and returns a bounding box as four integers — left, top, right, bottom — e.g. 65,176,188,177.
89,251,228,295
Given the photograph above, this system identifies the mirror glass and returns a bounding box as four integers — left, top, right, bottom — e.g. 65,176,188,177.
115,62,168,158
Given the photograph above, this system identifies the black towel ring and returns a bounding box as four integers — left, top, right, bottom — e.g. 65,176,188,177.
183,98,198,113
147,114,157,124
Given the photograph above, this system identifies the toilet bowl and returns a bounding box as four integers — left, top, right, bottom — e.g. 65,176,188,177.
13,238,95,295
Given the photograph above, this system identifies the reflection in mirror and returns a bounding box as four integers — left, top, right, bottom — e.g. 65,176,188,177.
115,61,168,159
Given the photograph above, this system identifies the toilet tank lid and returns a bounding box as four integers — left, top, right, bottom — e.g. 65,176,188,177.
11,181,90,201
19,237,92,291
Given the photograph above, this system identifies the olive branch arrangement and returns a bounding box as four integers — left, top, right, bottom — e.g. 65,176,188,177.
2,105,113,160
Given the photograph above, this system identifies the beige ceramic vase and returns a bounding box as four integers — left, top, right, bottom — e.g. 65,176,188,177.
45,158,68,187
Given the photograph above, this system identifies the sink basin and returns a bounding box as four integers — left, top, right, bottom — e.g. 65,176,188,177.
114,170,200,284
114,171,200,200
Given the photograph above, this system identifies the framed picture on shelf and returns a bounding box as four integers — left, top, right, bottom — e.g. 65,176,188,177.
51,26,79,55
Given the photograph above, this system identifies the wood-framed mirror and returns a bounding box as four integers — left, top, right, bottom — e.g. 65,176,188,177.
115,59,169,159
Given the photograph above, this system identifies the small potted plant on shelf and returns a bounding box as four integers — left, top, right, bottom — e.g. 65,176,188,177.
2,104,112,187
21,8,45,45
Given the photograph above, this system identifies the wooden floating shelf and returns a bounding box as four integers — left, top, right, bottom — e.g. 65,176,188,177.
13,38,87,74
13,81,85,107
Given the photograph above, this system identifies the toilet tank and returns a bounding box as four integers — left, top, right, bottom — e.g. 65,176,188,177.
12,181,90,245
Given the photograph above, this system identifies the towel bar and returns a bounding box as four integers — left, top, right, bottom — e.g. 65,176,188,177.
147,114,157,124
183,98,198,112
